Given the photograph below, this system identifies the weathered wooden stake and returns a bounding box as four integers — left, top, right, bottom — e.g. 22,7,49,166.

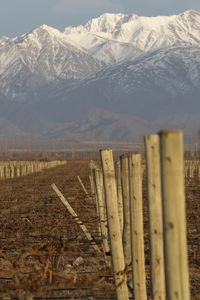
0,166,4,179
100,149,129,300
115,160,124,234
90,167,101,234
77,176,88,195
52,183,101,254
120,154,131,267
89,175,94,194
94,168,110,263
129,154,147,300
159,130,190,300
145,135,166,300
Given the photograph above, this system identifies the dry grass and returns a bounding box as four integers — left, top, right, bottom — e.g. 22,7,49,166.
0,158,199,299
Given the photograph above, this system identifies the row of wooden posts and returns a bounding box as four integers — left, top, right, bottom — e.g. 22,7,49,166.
89,130,190,300
0,160,66,180
185,159,200,179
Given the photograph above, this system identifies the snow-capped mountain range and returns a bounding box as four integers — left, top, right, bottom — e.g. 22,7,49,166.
64,10,200,60
1,10,200,144
0,25,105,100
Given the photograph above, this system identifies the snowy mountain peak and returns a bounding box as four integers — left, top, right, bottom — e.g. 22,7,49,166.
8,23,87,55
0,20,105,100
181,9,200,16
1,10,200,142
64,10,200,52
33,24,64,37
10,24,63,45
65,9,200,33
82,13,131,33
64,13,131,34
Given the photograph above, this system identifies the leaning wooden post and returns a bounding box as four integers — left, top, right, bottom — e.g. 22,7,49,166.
100,149,129,300
120,154,131,267
77,176,88,195
144,135,166,300
159,130,190,300
52,183,101,254
129,154,147,300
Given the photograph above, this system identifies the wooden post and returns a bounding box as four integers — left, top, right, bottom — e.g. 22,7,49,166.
90,167,101,234
10,165,15,178
129,154,147,300
0,166,4,179
6,166,11,179
144,135,166,300
159,130,190,300
16,166,20,177
100,149,129,300
52,184,101,254
115,160,124,233
89,175,94,194
184,161,188,178
77,176,88,195
22,165,26,176
120,154,131,267
94,168,110,262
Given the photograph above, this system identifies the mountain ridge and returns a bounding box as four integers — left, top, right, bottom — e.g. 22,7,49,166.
1,10,200,144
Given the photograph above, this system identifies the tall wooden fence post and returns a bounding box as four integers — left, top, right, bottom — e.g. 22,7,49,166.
90,167,101,235
145,134,166,300
100,149,129,300
159,130,190,300
115,160,124,234
129,154,147,300
94,168,110,261
120,154,131,267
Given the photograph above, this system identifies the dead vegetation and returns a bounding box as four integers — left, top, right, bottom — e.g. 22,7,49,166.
0,158,199,299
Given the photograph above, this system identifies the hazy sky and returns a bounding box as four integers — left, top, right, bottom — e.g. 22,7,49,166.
0,0,200,37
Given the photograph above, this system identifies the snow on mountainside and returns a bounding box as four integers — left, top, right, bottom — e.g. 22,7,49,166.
0,25,104,100
85,39,141,64
1,10,200,142
80,45,200,97
1,9,200,100
47,44,200,124
64,10,200,59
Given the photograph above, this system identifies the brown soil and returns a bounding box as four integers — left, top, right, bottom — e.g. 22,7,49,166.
0,159,199,299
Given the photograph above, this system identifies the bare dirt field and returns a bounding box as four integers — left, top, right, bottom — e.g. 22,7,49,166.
0,158,199,299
